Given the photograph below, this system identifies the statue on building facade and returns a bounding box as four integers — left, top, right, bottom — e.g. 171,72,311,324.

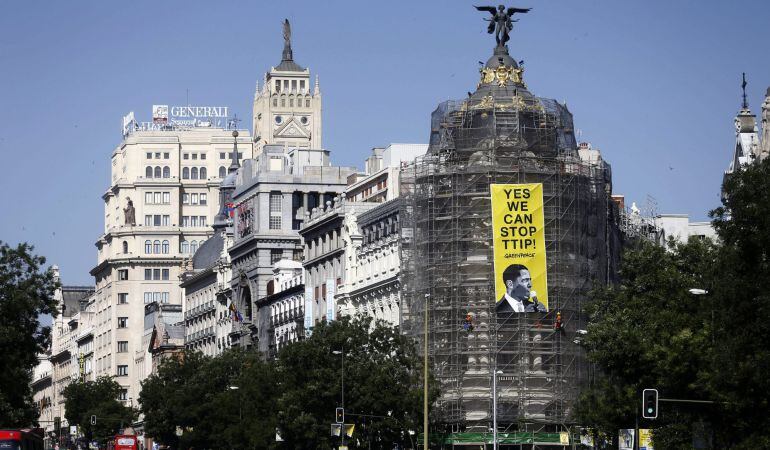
475,5,531,47
124,198,136,226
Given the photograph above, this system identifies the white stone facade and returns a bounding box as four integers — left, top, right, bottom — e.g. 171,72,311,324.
89,124,253,403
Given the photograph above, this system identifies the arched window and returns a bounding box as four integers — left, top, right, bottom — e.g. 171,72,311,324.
162,240,169,254
199,167,207,179
145,240,152,254
146,166,153,178
153,240,161,254
219,166,226,178
181,241,189,254
273,97,278,107
182,167,189,179
267,280,275,296
190,240,199,253
154,166,161,178
191,167,198,179
163,166,170,178
122,241,128,254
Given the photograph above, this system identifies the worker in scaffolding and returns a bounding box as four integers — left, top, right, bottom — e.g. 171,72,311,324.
496,263,547,313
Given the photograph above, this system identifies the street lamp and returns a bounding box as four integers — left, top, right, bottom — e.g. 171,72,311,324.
492,368,503,450
688,288,713,345
228,385,242,433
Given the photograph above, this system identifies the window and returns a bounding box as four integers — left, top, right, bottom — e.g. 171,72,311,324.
162,192,170,204
182,216,190,227
289,98,294,107
153,240,161,254
183,167,190,179
118,269,128,281
183,193,189,205
117,317,128,328
271,249,282,264
145,240,152,253
118,293,128,304
122,241,128,253
200,167,207,179
162,240,169,254
273,98,278,107
163,166,170,178
164,152,170,159
153,269,161,280
145,215,152,226
306,99,311,107
181,241,189,253
155,152,161,159
220,152,225,159
200,194,207,205
191,216,198,227
144,292,152,303
190,241,199,253
219,166,226,178
146,152,152,159
144,269,152,280
146,166,153,178
191,193,199,205
118,341,128,353
183,153,189,160
162,269,169,280
300,80,305,91
191,167,198,179
119,389,128,401
162,215,170,226
199,216,207,227
238,152,243,158
201,153,206,160
192,153,198,160
154,166,161,178
269,192,282,230
154,215,161,226
154,192,161,204
145,192,153,204
117,365,128,376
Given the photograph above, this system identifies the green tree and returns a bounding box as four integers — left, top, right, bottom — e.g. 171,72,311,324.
575,237,718,449
140,349,277,449
709,157,770,448
62,376,136,444
276,316,432,449
0,242,59,426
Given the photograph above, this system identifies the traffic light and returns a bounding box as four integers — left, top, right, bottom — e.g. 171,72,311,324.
335,407,344,424
642,389,658,419
91,415,96,425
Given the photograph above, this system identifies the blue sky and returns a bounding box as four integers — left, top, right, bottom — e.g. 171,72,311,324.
1,1,768,285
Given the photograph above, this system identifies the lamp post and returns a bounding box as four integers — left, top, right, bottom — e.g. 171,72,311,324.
332,348,346,448
423,293,430,450
229,384,242,447
492,368,503,450
688,289,713,345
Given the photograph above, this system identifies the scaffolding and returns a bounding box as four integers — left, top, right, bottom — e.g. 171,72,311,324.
400,67,620,446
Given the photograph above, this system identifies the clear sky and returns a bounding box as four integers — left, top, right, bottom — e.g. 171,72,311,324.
1,1,769,285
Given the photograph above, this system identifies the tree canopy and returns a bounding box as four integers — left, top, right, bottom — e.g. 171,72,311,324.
577,157,770,449
140,316,432,449
0,242,59,426
62,376,136,444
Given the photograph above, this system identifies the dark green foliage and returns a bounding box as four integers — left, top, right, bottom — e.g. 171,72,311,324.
578,157,770,448
62,376,137,444
0,242,59,426
139,317,432,449
276,316,432,449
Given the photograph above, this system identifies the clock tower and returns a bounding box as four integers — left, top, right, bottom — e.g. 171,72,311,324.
252,19,322,156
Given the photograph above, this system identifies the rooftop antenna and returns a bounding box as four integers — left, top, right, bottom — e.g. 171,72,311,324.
742,72,748,109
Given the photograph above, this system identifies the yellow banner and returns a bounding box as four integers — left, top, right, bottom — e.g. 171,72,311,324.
639,429,653,450
491,184,548,313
